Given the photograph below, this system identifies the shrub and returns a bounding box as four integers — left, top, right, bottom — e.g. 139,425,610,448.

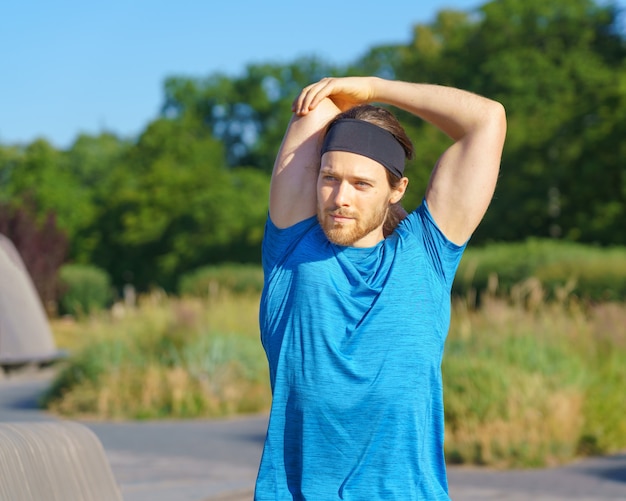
178,263,263,297
0,201,68,308
58,264,113,316
455,239,626,302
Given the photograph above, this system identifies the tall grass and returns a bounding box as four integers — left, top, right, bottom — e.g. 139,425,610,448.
45,291,270,419
47,280,626,468
444,281,626,467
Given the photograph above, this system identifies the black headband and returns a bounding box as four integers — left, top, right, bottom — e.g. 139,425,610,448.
321,118,406,177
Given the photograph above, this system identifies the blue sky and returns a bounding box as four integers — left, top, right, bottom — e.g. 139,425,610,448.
1,0,621,149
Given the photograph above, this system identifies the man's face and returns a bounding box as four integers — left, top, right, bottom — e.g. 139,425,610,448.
317,151,403,247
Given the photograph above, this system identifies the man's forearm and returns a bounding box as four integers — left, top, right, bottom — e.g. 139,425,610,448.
369,78,505,141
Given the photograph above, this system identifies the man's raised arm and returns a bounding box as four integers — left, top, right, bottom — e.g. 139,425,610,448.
269,98,340,229
380,81,506,245
295,77,507,244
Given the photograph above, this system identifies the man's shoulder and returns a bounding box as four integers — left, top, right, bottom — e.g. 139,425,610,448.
263,215,322,271
265,214,318,240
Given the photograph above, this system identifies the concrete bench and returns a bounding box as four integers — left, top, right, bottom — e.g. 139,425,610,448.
0,421,123,501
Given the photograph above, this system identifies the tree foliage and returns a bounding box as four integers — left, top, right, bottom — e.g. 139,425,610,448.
162,57,342,170
0,200,68,308
85,115,269,290
387,0,626,244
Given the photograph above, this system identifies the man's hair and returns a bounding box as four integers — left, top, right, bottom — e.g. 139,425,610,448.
322,104,414,235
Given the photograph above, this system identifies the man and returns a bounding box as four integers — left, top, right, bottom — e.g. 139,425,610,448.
255,76,506,500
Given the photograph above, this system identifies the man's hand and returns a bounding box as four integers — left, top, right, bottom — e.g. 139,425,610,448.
292,77,379,116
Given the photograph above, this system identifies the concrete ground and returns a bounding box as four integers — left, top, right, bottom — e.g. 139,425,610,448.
1,368,625,500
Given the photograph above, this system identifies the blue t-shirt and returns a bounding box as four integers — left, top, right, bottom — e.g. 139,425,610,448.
255,201,466,500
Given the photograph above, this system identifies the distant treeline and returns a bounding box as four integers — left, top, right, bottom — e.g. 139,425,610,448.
1,0,624,297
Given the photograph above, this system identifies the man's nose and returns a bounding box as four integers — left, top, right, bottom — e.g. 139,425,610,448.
333,182,351,207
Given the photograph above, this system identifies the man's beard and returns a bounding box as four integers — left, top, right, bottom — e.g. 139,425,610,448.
317,204,388,246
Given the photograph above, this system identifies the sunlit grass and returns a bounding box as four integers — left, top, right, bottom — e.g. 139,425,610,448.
444,281,626,467
46,291,270,420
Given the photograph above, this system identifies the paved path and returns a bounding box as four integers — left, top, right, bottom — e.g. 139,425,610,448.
1,369,625,500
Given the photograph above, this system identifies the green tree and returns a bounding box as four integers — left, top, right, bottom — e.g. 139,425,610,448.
65,133,129,261
89,115,269,291
0,144,21,204
392,0,625,244
475,0,625,244
2,139,92,240
162,57,342,171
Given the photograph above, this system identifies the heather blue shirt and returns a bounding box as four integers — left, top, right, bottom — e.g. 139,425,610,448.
255,201,465,500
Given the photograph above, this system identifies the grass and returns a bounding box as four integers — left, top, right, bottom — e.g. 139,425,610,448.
46,280,626,468
444,282,626,467
45,291,270,420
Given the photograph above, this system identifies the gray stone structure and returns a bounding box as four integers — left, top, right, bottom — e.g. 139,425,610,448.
0,421,124,501
0,234,64,370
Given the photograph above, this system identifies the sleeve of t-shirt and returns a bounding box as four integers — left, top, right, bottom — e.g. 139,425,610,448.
262,215,318,273
399,200,467,290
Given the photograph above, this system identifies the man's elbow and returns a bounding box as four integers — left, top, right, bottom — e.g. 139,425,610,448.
490,101,507,133
483,100,507,145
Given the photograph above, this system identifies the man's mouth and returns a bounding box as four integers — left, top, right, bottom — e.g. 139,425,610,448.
328,211,354,223
331,214,352,221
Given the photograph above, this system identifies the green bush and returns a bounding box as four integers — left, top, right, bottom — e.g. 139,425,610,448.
178,263,263,297
58,264,113,316
454,239,626,302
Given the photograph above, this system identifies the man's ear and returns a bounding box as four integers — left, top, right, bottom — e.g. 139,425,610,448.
389,177,409,205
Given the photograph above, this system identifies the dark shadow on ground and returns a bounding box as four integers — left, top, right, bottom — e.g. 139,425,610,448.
236,431,266,444
0,379,49,410
580,454,626,484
